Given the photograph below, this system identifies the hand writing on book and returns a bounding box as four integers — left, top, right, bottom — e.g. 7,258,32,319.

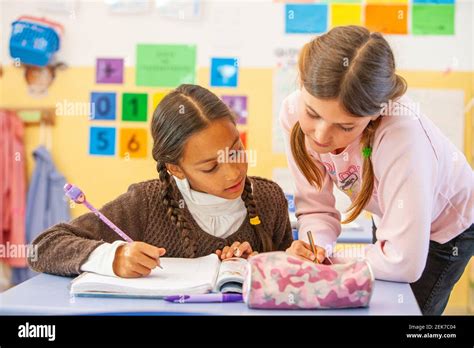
215,241,258,260
285,240,326,264
113,242,166,278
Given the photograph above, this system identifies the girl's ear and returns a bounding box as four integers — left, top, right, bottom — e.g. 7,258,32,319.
166,163,186,180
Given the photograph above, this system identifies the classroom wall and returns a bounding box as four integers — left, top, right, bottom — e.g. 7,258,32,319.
1,0,472,313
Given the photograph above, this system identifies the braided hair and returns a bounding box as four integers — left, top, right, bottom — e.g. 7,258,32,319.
157,162,197,257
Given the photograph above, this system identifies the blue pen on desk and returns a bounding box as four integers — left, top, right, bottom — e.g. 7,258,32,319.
164,294,243,303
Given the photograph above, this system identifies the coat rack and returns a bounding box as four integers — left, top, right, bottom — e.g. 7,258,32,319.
10,107,56,126
2,107,56,151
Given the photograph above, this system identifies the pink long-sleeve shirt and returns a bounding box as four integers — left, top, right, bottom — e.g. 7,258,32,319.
280,90,474,282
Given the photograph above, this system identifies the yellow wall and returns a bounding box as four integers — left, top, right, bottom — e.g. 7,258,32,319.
0,66,472,313
1,66,280,216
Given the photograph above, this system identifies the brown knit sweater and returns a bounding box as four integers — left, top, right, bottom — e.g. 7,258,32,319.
28,176,293,277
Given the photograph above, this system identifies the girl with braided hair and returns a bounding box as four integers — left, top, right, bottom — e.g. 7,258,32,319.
29,84,293,280
282,26,473,315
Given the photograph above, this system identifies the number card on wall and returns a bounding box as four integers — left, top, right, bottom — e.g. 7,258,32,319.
89,126,116,156
119,128,148,159
364,4,408,34
90,92,116,120
210,58,239,88
413,0,454,3
412,3,455,35
222,95,247,125
152,91,169,111
122,93,148,122
366,0,408,3
330,3,362,28
285,4,328,34
239,131,247,148
96,58,124,84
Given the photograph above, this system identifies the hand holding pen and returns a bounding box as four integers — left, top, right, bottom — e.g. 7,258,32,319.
64,183,166,278
285,231,329,264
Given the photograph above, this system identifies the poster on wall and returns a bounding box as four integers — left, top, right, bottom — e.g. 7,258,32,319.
272,48,299,154
136,44,196,87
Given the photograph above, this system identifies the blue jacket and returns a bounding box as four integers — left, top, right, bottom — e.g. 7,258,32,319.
12,146,70,284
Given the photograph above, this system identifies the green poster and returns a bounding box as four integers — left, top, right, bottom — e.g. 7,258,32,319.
412,4,455,35
122,93,148,122
136,44,196,87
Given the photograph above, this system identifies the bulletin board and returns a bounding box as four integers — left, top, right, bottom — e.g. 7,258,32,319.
0,0,472,312
0,0,472,211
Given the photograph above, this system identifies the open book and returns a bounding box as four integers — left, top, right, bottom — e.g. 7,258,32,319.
70,254,248,298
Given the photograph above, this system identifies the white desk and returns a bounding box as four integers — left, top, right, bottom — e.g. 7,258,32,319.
0,273,421,315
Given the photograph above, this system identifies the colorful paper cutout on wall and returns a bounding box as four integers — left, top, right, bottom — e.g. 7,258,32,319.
96,58,124,84
210,58,239,87
239,131,247,148
89,126,116,156
365,4,408,34
152,91,169,111
90,92,116,120
285,4,328,34
119,127,148,158
412,4,455,35
136,44,196,87
221,95,248,125
331,3,362,28
122,93,148,122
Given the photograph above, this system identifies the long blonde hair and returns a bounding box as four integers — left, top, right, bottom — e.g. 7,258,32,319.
291,26,407,223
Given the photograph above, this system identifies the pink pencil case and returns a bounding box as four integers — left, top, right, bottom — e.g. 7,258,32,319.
242,251,374,309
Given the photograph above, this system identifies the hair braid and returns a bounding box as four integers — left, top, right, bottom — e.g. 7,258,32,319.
157,162,197,257
342,117,382,223
241,177,274,252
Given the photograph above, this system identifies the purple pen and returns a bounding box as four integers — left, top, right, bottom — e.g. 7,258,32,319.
164,294,243,303
64,183,164,269
64,183,134,242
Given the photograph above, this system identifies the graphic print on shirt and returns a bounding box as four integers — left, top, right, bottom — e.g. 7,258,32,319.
323,161,360,198
338,165,360,197
322,161,336,176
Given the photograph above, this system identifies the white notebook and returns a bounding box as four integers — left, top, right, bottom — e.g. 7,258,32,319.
70,254,248,298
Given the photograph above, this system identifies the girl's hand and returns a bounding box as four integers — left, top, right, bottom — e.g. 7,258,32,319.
113,241,166,278
215,241,258,260
285,240,326,263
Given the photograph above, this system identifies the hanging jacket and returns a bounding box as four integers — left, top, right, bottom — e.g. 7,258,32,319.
11,145,70,284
